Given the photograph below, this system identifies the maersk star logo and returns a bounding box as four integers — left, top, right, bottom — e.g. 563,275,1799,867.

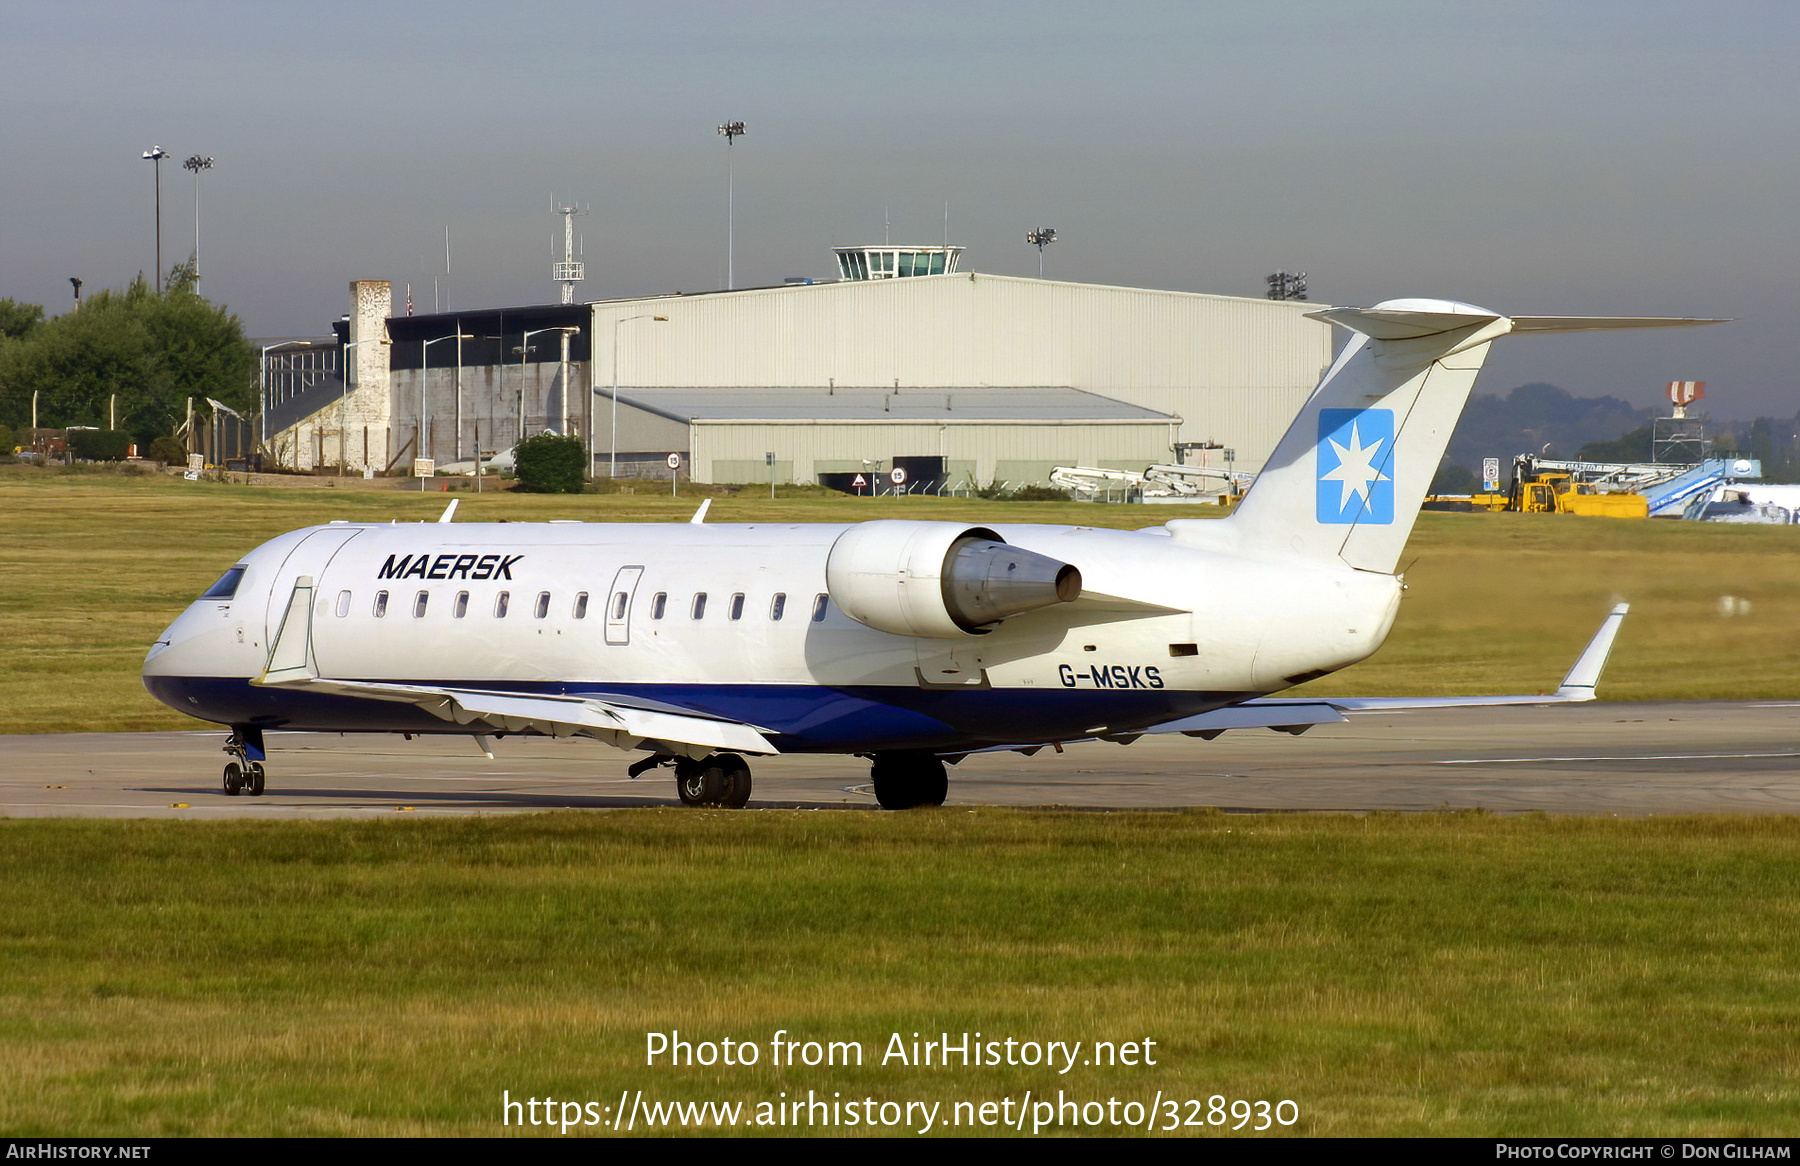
1316,408,1395,525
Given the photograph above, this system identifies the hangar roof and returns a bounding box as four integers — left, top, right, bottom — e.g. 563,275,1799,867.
609,386,1179,425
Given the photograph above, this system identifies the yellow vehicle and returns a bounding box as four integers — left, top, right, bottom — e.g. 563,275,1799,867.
1509,472,1648,518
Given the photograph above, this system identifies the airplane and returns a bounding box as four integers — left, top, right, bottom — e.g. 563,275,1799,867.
142,299,1718,809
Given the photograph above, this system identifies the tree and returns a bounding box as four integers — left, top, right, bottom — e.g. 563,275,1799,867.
0,275,255,446
511,432,587,493
0,298,43,340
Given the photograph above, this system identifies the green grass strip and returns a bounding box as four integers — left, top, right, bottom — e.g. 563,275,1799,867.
1,811,1796,1136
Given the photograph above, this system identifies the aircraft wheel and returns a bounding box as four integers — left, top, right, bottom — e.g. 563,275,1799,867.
718,755,752,809
870,751,948,810
246,762,266,797
675,757,728,806
222,761,243,797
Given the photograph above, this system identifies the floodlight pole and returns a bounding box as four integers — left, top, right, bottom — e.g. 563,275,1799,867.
1026,227,1057,278
143,147,169,292
718,121,746,289
611,314,669,478
183,155,213,279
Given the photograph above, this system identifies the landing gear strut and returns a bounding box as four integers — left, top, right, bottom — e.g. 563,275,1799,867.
635,753,753,808
222,726,266,797
870,750,948,810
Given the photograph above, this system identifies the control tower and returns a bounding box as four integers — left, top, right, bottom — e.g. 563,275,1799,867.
833,244,963,281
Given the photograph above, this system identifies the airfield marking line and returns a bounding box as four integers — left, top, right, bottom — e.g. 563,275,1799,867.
1434,752,1800,765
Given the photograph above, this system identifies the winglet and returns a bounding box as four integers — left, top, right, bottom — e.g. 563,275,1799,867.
690,499,711,524
438,499,459,523
1553,603,1630,699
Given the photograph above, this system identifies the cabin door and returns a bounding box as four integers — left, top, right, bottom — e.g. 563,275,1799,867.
604,565,645,646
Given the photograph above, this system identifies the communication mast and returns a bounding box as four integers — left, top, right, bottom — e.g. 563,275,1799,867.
552,196,586,304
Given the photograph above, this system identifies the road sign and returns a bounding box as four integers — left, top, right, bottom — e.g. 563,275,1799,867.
1482,457,1499,491
666,453,681,470
852,474,867,488
889,468,907,485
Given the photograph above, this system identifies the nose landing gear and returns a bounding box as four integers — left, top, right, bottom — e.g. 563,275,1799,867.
222,727,267,797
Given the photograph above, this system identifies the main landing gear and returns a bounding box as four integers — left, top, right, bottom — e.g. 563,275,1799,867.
629,753,753,808
222,726,266,797
869,750,948,810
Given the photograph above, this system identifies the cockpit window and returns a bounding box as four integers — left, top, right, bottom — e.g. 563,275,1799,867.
200,567,246,600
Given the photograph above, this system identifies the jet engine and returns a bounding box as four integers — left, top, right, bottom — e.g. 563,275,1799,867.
824,520,1082,639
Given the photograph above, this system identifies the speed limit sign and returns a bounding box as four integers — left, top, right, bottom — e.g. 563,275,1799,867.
666,453,681,470
889,468,906,485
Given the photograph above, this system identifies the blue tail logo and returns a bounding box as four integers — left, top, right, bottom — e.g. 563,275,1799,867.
1316,408,1395,525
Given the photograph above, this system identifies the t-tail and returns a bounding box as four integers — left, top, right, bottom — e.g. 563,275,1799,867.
1174,299,1725,575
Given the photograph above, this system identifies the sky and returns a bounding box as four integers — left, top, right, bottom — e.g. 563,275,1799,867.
2,0,1796,419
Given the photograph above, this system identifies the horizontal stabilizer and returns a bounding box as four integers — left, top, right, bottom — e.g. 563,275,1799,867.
1507,316,1729,333
1305,303,1503,340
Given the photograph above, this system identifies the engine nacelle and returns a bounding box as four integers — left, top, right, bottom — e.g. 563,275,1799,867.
825,520,1081,639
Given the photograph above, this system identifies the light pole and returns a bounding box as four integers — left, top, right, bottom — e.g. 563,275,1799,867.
143,147,168,292
718,120,745,289
260,340,309,469
520,326,577,439
610,314,668,478
183,155,213,280
1026,227,1057,279
339,337,388,475
421,333,473,467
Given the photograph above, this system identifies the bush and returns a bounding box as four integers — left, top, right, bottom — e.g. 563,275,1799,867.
511,433,587,494
66,429,132,462
1007,485,1071,501
147,435,188,465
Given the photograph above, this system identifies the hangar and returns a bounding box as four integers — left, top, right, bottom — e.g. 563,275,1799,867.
262,250,1332,486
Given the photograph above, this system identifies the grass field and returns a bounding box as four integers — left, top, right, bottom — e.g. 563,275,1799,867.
1,811,1796,1137
2,465,1797,734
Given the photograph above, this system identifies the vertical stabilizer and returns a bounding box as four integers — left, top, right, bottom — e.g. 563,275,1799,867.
1195,299,1513,574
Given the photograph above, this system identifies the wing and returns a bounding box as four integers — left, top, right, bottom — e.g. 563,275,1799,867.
292,679,777,758
252,574,774,758
965,604,1630,756
1144,603,1629,738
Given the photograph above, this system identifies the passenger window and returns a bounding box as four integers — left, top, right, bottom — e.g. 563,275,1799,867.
454,591,469,619
335,590,351,618
573,592,589,619
374,591,389,618
652,592,667,620
812,594,829,622
691,593,707,619
535,591,551,619
495,591,510,618
413,591,429,618
612,591,628,619
729,593,745,620
770,592,786,621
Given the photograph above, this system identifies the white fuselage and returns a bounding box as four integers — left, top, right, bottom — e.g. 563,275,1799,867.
143,518,1402,753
